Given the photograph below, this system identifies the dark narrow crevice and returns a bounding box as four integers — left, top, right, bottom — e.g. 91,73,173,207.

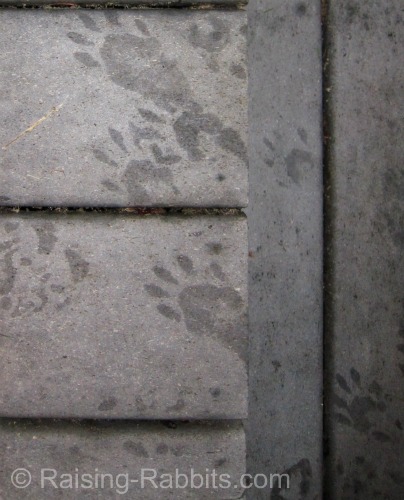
0,417,243,425
0,417,244,431
0,2,247,10
321,0,335,498
0,206,245,216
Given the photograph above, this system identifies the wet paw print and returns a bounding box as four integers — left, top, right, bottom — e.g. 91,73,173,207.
333,368,393,442
66,11,191,111
263,127,314,186
270,458,312,500
0,221,88,319
0,222,56,317
95,109,247,205
0,230,19,302
336,454,404,499
94,120,181,205
67,11,247,170
67,13,187,203
144,251,247,362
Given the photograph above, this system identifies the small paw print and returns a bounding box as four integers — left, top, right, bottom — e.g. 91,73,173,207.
333,368,392,441
144,252,247,362
93,121,180,205
263,128,314,185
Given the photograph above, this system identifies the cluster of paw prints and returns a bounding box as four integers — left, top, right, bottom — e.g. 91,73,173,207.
0,221,89,320
65,11,247,202
67,10,246,110
143,249,247,362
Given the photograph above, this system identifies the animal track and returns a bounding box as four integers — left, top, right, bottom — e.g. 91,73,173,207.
333,368,392,441
335,454,404,500
263,127,314,185
271,458,312,500
0,238,18,298
0,221,88,320
68,11,237,113
66,11,247,200
144,252,247,362
93,122,180,205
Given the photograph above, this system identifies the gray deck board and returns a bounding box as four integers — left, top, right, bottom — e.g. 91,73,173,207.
247,1,323,498
325,1,404,498
0,10,247,207
0,213,247,418
0,420,246,499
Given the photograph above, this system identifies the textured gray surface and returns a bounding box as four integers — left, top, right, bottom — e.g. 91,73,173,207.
0,9,247,207
0,0,246,4
246,0,323,498
0,212,247,418
325,1,404,498
0,420,246,499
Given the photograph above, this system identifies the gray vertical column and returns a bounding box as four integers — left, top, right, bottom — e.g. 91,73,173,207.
325,1,404,498
247,1,323,498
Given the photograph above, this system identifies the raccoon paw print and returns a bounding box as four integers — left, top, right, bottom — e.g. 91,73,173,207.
0,222,87,319
263,127,314,185
336,455,404,500
0,226,51,318
144,253,247,362
93,122,180,205
66,11,247,167
66,11,191,112
0,237,19,298
333,368,392,441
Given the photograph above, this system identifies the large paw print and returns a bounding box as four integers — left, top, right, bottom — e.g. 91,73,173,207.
333,368,392,441
173,109,248,164
144,251,247,362
67,11,192,111
67,11,247,167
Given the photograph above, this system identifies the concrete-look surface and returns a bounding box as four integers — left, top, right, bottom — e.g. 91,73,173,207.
0,212,247,418
247,1,323,498
0,420,246,499
325,1,404,499
0,10,247,207
0,0,246,4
